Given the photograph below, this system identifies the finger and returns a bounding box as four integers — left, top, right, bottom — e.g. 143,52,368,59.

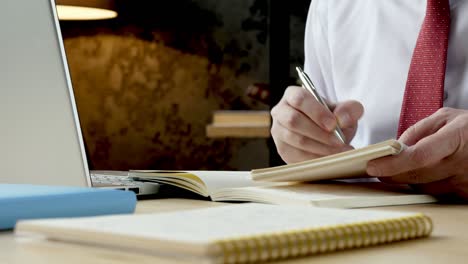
377,164,451,184
399,108,449,145
271,121,346,156
283,86,337,132
273,138,321,164
272,102,343,147
341,127,359,145
333,100,364,128
367,124,460,177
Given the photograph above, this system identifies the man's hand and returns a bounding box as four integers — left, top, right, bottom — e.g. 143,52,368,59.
367,108,468,199
271,86,364,164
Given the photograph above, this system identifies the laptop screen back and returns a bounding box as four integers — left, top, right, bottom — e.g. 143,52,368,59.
0,0,90,186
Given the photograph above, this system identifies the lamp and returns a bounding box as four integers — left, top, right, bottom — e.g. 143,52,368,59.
56,0,117,21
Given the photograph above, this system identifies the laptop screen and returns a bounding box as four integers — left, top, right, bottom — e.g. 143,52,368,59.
0,0,91,187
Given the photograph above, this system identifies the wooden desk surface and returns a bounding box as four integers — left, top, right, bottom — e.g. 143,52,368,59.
2,199,467,264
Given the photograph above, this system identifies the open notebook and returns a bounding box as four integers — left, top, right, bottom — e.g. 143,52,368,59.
15,204,433,264
129,171,436,208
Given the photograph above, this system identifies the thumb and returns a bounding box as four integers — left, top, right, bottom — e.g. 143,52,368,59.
333,100,364,128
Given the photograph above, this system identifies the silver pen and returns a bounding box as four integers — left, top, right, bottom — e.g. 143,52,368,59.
296,66,346,144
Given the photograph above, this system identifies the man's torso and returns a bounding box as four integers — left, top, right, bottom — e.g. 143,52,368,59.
307,0,468,147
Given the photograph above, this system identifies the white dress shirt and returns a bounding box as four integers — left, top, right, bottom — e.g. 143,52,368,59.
304,0,468,148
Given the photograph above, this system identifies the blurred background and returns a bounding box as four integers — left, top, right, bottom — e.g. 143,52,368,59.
57,0,310,171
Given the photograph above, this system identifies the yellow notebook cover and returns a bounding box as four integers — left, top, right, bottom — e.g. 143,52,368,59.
251,139,404,182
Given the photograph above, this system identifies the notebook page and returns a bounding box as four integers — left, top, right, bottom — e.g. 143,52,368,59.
184,171,266,194
212,181,436,208
17,204,418,244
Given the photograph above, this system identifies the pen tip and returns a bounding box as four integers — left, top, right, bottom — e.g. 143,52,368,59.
296,66,303,73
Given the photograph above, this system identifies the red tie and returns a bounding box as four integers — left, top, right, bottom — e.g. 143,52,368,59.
397,0,451,138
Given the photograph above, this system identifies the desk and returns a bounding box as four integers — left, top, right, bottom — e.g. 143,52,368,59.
1,199,467,264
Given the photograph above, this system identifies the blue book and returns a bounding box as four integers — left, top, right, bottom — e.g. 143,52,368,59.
0,184,137,230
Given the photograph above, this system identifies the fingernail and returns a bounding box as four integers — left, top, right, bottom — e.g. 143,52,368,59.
322,117,336,131
337,113,352,127
367,163,380,176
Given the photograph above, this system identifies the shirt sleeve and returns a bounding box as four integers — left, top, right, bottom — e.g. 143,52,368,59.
304,0,337,102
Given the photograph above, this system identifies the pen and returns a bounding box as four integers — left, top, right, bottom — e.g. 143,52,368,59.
296,66,346,144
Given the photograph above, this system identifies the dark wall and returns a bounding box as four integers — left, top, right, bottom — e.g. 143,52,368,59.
59,0,309,171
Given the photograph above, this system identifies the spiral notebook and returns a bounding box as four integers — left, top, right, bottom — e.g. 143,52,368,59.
15,204,432,264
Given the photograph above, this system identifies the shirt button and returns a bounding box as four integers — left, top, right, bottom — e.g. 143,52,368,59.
444,90,448,101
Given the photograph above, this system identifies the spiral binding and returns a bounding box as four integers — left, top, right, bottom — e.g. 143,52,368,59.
214,214,432,264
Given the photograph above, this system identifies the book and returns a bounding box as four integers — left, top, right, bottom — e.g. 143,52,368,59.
206,124,271,138
252,139,404,182
129,171,436,208
212,110,271,125
206,110,271,138
0,184,137,230
15,203,433,263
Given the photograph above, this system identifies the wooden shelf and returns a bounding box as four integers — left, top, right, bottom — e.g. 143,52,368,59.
206,110,271,138
206,124,270,138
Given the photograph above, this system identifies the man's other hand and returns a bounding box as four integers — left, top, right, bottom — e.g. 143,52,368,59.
367,108,468,199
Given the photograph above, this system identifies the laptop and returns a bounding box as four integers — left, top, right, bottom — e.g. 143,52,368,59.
0,0,159,195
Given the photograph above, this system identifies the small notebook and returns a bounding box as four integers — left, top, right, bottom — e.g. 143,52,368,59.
252,139,404,182
0,184,136,230
15,204,433,264
130,171,436,208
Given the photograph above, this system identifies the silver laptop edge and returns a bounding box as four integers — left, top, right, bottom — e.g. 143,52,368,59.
49,0,92,187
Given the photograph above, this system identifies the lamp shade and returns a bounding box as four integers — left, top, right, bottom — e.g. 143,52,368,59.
56,0,117,20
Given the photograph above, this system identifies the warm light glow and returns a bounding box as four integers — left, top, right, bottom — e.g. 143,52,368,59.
56,5,117,20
